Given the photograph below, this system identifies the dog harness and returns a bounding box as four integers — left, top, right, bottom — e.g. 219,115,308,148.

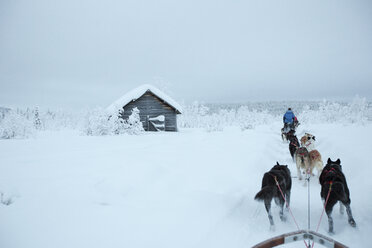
297,147,308,156
320,167,338,183
305,141,312,146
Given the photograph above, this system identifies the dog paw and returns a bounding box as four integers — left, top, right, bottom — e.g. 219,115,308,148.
280,215,287,222
349,219,356,227
269,225,276,232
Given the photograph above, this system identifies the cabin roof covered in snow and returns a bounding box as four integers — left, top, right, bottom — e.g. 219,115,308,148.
107,84,183,114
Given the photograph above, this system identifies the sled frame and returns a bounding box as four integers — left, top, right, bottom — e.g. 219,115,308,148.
252,230,348,248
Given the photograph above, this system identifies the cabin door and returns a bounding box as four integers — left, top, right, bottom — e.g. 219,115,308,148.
147,115,165,131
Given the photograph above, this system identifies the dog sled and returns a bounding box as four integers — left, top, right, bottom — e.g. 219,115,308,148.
252,229,348,248
281,121,300,142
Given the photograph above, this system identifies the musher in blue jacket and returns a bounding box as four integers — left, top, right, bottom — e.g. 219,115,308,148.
283,108,297,132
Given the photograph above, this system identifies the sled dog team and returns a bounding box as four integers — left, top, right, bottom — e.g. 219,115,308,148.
255,131,357,234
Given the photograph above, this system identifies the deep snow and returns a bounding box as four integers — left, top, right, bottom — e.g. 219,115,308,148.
0,121,371,248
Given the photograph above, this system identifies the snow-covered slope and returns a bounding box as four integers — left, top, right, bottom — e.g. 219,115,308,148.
0,122,371,248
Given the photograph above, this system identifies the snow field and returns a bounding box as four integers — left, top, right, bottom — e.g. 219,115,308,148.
0,122,371,248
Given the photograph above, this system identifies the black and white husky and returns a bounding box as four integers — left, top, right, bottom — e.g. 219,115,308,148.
287,130,300,160
255,162,292,229
319,158,356,233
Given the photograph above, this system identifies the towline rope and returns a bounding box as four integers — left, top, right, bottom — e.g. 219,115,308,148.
311,181,333,248
274,176,309,248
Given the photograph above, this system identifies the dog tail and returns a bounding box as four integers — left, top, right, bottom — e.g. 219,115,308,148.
254,186,274,201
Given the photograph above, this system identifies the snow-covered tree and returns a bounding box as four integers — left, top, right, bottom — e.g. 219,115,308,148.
108,109,126,135
178,101,210,128
0,109,35,139
84,108,112,136
34,107,42,130
298,96,370,125
124,107,144,134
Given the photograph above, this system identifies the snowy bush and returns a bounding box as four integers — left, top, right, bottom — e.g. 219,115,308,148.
349,96,369,123
84,108,112,136
179,102,233,131
123,107,144,134
205,113,224,132
0,107,82,139
83,107,143,136
0,109,35,139
0,192,14,206
298,96,370,125
41,109,80,131
179,102,275,131
179,101,210,128
179,97,371,131
236,107,273,130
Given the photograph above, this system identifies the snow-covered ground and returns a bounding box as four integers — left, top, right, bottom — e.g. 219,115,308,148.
0,121,371,248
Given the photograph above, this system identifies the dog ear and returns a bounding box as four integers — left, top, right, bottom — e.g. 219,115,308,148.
276,161,280,166
336,159,341,164
327,158,331,164
313,136,315,140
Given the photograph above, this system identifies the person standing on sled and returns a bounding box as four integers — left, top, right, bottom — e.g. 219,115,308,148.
283,108,297,133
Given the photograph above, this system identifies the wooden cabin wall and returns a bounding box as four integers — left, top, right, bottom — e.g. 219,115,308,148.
120,92,178,131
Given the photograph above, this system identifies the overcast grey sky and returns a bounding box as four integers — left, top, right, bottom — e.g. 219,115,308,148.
1,0,372,109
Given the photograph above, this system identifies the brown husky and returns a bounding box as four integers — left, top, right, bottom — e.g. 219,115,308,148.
294,147,311,180
309,149,323,177
300,133,316,151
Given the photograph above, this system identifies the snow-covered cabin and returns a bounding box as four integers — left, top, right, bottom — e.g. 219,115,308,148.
107,84,182,131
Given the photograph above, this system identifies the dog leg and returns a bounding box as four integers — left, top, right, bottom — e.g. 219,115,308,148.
285,191,291,210
297,166,302,180
339,202,345,215
325,199,337,234
345,204,356,227
279,199,286,222
279,207,286,222
264,199,274,227
326,209,334,234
